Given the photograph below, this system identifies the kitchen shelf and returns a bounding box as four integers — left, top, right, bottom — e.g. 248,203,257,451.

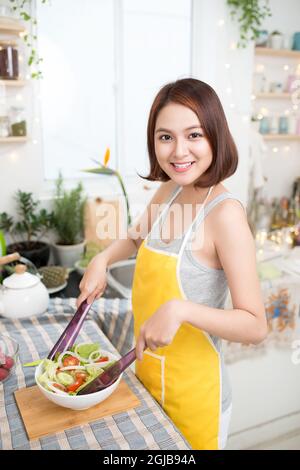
263,134,300,141
0,79,27,87
0,136,28,143
255,47,300,59
255,92,291,99
0,18,25,35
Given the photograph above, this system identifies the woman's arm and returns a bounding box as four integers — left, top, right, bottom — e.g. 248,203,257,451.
179,199,268,344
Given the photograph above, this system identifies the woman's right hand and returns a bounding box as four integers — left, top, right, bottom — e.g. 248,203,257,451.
76,254,108,308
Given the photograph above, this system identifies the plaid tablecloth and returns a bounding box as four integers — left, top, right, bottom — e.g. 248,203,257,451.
0,298,190,450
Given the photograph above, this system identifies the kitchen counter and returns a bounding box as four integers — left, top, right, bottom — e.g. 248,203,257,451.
0,298,190,450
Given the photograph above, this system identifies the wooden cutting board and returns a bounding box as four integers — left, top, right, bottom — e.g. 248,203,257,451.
14,380,140,440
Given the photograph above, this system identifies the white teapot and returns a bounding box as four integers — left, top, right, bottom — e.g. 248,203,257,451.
0,264,49,319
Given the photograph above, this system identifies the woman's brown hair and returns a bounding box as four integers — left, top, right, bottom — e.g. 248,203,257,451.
140,78,238,188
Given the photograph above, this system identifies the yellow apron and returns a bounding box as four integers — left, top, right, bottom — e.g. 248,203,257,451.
132,187,222,450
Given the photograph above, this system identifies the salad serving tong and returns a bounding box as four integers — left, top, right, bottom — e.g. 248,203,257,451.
47,299,92,360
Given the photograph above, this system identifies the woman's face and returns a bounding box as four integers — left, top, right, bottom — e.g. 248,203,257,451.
154,103,213,188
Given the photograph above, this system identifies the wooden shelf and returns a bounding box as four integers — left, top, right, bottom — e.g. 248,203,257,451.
0,18,25,35
263,134,300,141
0,136,28,143
0,79,27,87
255,92,291,99
255,47,300,59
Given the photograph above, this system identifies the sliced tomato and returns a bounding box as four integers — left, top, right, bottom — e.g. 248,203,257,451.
53,383,67,392
95,356,109,363
75,371,88,381
62,355,80,367
66,378,83,392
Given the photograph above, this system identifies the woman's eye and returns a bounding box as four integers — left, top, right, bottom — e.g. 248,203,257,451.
159,134,172,141
189,132,203,139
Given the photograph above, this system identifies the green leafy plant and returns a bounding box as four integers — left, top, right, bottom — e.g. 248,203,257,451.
0,190,54,248
227,0,272,48
52,173,87,245
9,0,48,79
82,148,132,227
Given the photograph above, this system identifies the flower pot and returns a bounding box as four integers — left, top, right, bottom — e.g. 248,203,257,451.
7,241,50,268
52,241,85,268
270,34,283,50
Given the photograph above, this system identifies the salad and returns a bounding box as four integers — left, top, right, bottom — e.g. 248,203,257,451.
34,343,115,396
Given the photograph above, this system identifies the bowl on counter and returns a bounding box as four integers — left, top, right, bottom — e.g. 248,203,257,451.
0,333,19,383
35,349,122,410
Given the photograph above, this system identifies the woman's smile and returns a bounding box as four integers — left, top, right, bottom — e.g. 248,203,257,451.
170,161,196,173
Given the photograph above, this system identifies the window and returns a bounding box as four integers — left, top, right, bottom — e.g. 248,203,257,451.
37,0,192,182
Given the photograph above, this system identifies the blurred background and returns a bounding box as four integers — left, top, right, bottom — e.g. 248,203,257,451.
0,0,300,450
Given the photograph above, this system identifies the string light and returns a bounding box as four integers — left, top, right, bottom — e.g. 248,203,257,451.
10,152,18,162
256,64,265,73
272,147,279,153
283,65,289,71
218,19,225,27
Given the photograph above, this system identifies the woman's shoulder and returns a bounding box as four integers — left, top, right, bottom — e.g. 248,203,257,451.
207,184,247,226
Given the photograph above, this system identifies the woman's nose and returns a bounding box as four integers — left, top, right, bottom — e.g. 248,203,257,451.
174,138,189,159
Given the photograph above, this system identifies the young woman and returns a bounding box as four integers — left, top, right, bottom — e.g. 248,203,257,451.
77,78,267,450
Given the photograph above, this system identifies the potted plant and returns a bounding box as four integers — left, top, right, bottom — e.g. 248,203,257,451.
51,173,87,268
0,191,53,268
269,30,283,50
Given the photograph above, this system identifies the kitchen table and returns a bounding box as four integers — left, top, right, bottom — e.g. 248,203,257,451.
0,298,190,450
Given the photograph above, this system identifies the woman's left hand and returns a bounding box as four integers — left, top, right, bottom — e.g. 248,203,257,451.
136,299,185,360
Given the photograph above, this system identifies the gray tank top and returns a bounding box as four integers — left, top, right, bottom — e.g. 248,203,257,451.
145,184,245,413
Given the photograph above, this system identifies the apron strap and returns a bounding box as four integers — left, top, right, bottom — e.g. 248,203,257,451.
149,184,183,238
179,185,214,257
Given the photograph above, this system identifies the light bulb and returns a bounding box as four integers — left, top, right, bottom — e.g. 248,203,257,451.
251,94,256,101
273,147,279,153
226,87,232,94
256,64,265,73
225,63,231,69
33,139,38,145
230,103,235,109
283,65,289,71
218,19,225,27
15,94,23,101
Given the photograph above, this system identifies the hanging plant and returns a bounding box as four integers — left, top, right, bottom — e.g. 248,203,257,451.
9,0,48,79
227,0,272,48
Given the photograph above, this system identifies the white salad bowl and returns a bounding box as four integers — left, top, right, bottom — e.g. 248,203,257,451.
35,349,123,410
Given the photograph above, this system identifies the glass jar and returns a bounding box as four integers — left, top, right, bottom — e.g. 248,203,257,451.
10,107,26,136
0,41,19,80
0,115,10,137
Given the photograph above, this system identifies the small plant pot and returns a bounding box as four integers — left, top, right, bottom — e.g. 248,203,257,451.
7,241,50,268
52,241,85,268
270,34,283,50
